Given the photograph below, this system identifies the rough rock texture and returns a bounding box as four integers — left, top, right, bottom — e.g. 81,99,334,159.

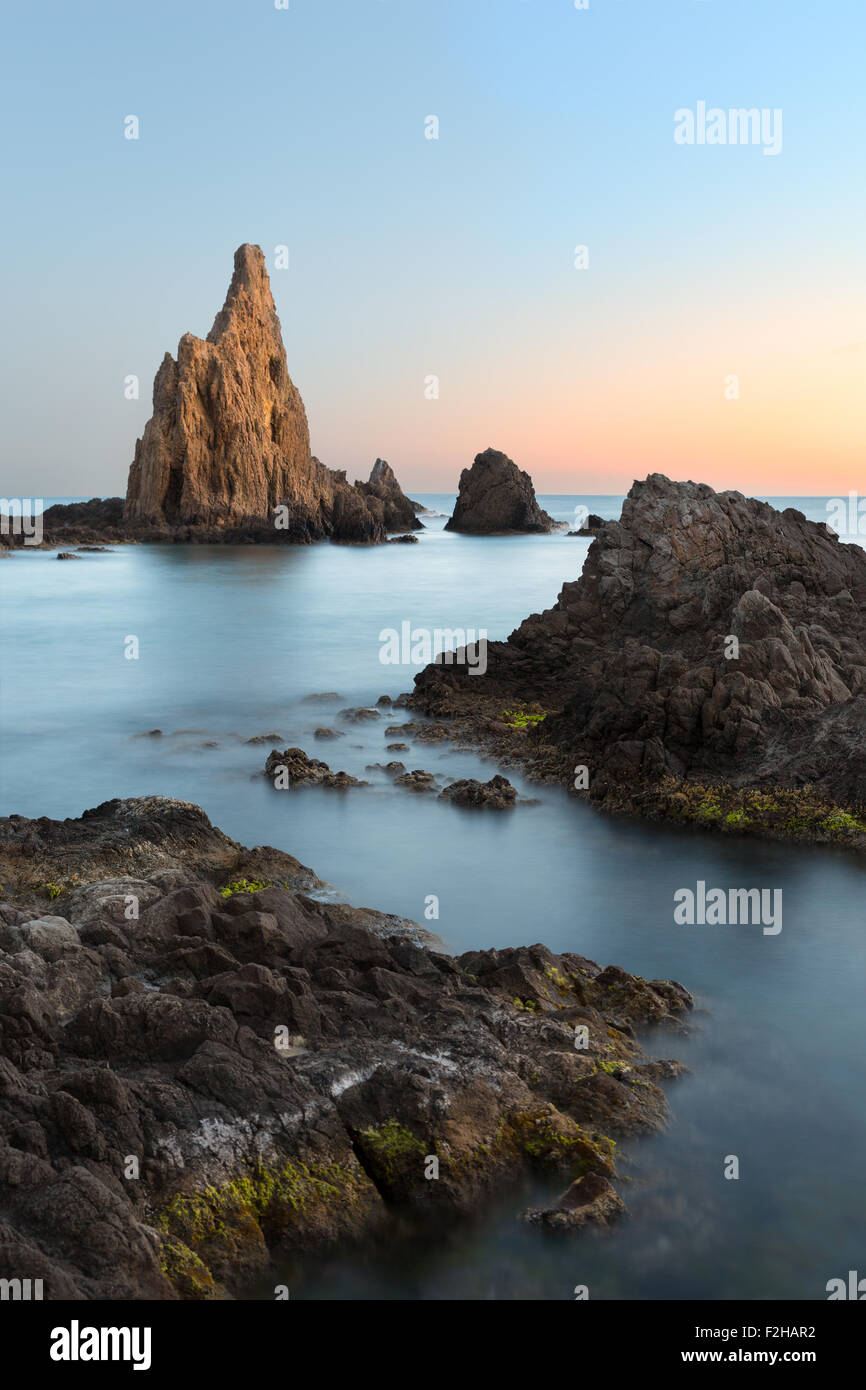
439,775,517,809
444,448,558,534
354,459,423,533
123,244,390,541
8,249,416,549
522,1171,626,1231
394,769,438,792
0,798,691,1299
263,748,364,790
569,513,604,537
412,476,866,825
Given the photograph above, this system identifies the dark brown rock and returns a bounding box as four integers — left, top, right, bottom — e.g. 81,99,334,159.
444,448,558,534
263,747,365,789
0,797,691,1298
354,459,423,533
337,706,381,723
414,475,866,817
439,775,517,809
394,768,437,792
521,1171,626,1230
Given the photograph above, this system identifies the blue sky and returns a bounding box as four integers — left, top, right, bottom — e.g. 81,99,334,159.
1,0,863,495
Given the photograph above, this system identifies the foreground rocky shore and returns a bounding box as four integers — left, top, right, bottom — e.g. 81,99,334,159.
408,475,866,849
0,797,691,1299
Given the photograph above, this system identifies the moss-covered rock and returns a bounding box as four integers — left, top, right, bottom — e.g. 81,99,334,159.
156,1156,376,1296
355,1119,427,1196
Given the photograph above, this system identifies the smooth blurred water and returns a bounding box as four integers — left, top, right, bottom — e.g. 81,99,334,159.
1,495,864,1300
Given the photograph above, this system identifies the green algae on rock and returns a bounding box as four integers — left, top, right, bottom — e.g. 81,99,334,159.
0,797,692,1298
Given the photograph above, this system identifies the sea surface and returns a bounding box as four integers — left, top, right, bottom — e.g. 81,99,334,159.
2,494,864,1300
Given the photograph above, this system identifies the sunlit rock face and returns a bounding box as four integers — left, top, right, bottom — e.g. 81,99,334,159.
124,244,388,542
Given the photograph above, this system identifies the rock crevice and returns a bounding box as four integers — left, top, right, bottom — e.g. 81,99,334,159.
413,475,866,819
0,796,691,1299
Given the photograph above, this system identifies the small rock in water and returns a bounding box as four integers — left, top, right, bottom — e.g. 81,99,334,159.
521,1173,626,1231
57,551,80,560
444,447,558,534
338,706,381,723
313,726,344,740
264,746,365,789
439,775,517,809
395,769,437,792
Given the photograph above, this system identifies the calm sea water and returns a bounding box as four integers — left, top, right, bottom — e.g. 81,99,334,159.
2,495,864,1300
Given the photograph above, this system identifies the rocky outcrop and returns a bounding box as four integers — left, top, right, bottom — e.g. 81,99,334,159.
522,1171,626,1231
125,244,310,529
0,797,691,1298
395,768,438,792
569,512,604,537
263,747,364,789
439,775,517,809
411,476,866,830
354,459,423,533
444,448,558,534
11,248,417,550
123,244,392,542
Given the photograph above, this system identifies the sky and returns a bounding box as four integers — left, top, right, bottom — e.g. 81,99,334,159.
1,0,864,498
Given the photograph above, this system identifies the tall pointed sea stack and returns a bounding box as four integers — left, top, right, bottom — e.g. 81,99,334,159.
124,244,413,543
125,244,311,527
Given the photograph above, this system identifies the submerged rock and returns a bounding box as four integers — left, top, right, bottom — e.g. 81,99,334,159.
0,797,692,1299
444,448,558,534
394,768,437,792
521,1172,626,1231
